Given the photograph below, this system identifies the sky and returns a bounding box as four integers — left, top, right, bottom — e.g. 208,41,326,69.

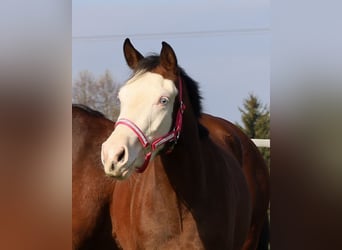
72,0,270,124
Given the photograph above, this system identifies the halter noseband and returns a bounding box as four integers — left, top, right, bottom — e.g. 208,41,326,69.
114,77,186,173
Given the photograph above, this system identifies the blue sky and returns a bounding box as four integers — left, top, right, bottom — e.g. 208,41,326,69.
72,0,270,124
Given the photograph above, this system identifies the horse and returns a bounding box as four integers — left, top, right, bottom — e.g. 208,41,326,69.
72,104,119,250
72,40,269,249
100,39,253,249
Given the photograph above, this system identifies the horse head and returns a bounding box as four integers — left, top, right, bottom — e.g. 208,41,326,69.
101,39,185,179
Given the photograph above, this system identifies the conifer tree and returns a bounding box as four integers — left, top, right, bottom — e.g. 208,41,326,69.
237,93,270,166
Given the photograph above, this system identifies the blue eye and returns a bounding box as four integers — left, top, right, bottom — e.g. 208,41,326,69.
159,97,169,105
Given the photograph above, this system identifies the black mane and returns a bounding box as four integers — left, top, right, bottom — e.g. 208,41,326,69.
179,68,203,119
132,54,203,119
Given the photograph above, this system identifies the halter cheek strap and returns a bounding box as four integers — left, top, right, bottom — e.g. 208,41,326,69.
114,78,186,173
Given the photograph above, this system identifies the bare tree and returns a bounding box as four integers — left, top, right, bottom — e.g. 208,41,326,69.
72,69,121,121
94,70,120,121
72,70,97,107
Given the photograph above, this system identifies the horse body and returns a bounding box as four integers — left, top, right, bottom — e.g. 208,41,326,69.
72,105,118,250
200,114,270,249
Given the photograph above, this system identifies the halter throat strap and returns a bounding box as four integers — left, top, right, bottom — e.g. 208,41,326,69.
115,77,186,173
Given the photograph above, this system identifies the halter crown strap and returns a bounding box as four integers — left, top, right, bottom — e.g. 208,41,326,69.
114,77,186,173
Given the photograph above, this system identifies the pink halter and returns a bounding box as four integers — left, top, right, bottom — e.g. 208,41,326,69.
114,78,186,173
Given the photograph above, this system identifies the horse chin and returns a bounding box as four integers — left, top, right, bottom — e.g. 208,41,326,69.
105,165,134,180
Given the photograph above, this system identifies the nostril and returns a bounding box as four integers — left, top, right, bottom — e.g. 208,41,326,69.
110,163,115,171
113,147,126,165
117,148,125,163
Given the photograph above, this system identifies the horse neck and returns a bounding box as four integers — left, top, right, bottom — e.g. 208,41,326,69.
159,93,208,208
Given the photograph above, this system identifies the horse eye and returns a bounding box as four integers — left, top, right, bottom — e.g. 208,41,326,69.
159,97,169,105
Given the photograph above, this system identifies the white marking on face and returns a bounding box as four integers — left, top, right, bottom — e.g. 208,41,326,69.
101,72,178,179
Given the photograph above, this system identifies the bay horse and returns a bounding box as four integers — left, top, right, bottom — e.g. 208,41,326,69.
101,39,252,249
72,40,269,249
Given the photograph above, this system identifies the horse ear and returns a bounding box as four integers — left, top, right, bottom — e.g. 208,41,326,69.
160,42,178,73
123,38,144,69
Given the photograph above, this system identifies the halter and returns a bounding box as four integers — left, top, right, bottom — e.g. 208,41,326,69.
114,77,186,173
